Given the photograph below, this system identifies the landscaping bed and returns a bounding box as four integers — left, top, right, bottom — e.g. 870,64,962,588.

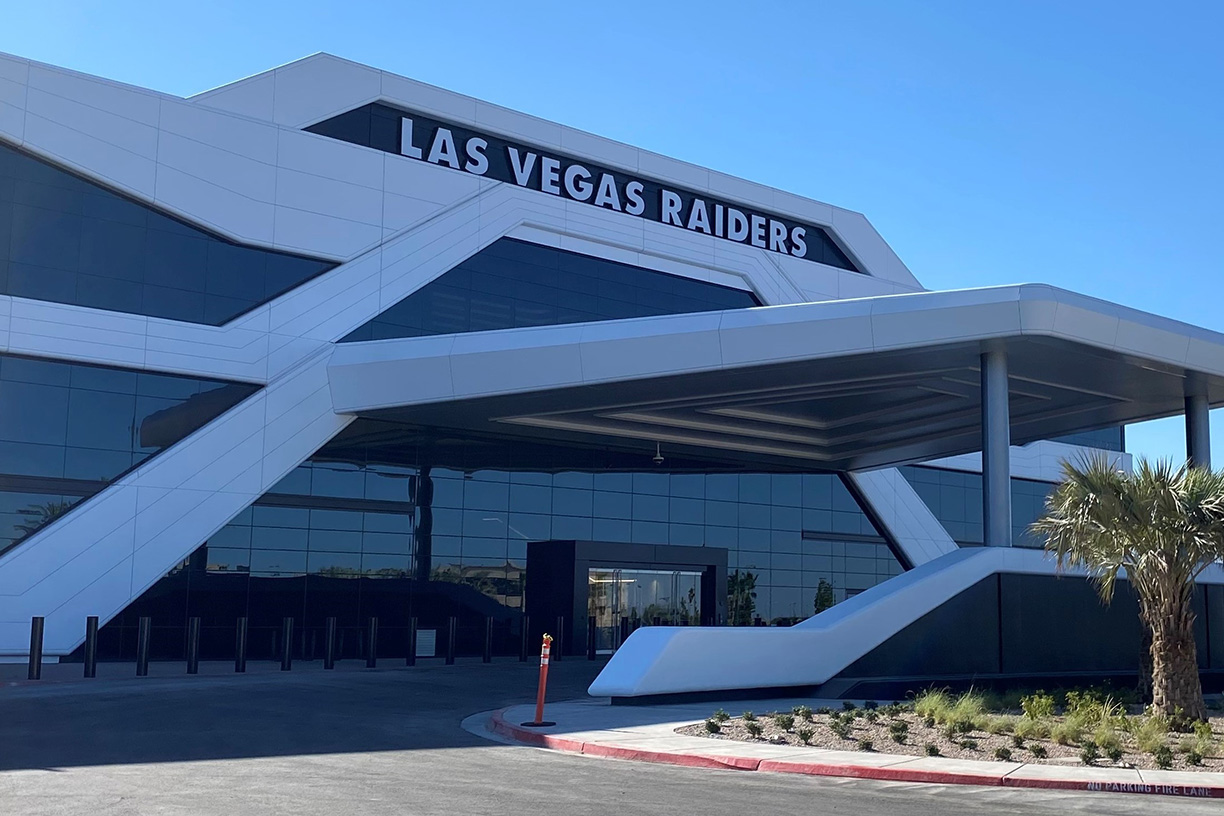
676,690,1224,771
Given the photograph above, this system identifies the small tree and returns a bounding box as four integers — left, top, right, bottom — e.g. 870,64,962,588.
813,578,836,615
1031,457,1224,721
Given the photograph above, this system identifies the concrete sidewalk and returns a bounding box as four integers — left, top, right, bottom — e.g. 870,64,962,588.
481,697,1224,800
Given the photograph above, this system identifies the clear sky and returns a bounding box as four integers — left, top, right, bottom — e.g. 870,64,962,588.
4,1,1221,463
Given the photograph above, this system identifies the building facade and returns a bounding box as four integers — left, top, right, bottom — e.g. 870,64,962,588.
1,52,1221,694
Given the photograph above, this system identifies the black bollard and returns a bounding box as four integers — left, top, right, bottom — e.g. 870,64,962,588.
554,616,564,662
587,615,597,660
186,617,200,674
324,617,336,670
406,617,417,667
482,616,493,664
445,616,456,665
619,616,629,650
84,616,99,678
28,616,44,681
281,617,294,671
366,617,378,669
519,614,530,662
136,617,151,677
234,617,248,673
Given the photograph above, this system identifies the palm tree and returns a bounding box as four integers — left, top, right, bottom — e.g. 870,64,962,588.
1031,456,1224,722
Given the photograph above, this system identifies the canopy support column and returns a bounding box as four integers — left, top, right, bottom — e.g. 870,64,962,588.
982,348,1012,547
1186,393,1211,468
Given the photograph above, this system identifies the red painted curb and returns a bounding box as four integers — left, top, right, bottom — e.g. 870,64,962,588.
487,710,1224,799
758,759,1002,787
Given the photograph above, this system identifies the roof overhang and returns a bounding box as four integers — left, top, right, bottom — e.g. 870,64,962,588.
326,285,1224,471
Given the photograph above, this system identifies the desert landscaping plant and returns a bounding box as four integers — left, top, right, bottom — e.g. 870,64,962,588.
1032,456,1224,721
683,687,1224,771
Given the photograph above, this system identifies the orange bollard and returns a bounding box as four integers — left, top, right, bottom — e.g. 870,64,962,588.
522,633,556,727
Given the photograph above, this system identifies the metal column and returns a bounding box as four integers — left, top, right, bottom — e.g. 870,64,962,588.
1186,393,1211,468
981,349,1012,547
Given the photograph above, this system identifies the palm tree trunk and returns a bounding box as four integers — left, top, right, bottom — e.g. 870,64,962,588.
1148,598,1206,722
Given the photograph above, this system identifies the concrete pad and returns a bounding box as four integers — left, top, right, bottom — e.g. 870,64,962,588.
1004,763,1145,785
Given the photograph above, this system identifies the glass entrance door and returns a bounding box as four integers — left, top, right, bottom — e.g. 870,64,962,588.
588,568,702,653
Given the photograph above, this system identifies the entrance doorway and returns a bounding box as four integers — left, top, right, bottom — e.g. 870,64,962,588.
525,540,726,657
587,568,703,652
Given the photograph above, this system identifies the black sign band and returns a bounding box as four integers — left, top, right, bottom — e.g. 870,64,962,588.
307,103,860,273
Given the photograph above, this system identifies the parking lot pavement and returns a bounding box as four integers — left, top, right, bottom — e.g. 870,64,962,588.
1,660,1220,815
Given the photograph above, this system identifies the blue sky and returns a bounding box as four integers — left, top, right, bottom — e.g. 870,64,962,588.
4,1,1221,463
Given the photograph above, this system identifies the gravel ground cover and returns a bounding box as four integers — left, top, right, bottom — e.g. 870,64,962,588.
677,692,1224,772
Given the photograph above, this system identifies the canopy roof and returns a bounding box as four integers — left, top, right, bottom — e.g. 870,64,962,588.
327,285,1224,471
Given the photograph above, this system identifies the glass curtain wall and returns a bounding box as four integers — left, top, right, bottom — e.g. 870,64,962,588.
88,420,905,661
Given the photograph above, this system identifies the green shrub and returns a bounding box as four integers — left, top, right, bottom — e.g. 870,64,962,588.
864,700,878,710
1193,720,1213,740
947,718,975,736
1011,734,1025,749
704,719,721,734
923,715,936,729
983,715,1015,735
793,705,813,722
745,721,763,739
742,711,756,723
1092,725,1122,757
857,738,873,752
830,720,851,739
914,689,952,724
796,727,814,745
1051,720,1083,746
863,710,879,724
1079,739,1099,766
773,713,795,732
1153,744,1173,769
842,701,857,712
889,720,909,744
815,706,832,716
1187,750,1204,766
1133,712,1169,754
1029,744,1048,759
1013,718,1050,740
1020,691,1055,720
924,743,940,757
1065,691,1125,730
994,747,1013,761
1105,743,1124,764
959,738,978,750
950,691,986,723
712,709,730,723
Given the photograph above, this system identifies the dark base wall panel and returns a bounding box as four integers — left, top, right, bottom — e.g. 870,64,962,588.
838,572,1221,685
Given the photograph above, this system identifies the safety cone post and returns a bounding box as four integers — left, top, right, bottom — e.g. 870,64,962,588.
521,633,556,727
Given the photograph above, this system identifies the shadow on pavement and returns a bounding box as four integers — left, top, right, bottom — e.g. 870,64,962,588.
0,659,605,770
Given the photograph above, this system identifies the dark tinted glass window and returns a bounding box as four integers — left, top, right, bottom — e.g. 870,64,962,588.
0,353,260,556
0,143,335,324
89,418,907,661
341,238,761,342
900,465,1053,548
